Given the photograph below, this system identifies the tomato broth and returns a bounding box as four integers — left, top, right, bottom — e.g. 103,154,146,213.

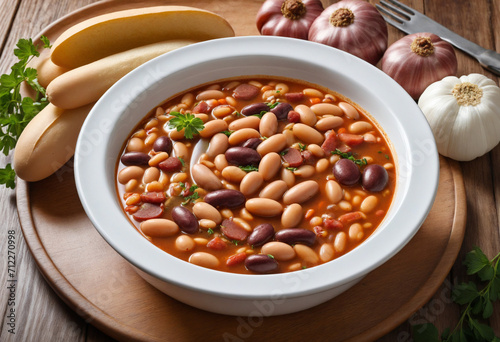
116,77,396,274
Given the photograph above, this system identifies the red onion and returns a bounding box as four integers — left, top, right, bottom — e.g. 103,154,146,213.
308,0,388,65
381,32,458,99
256,0,324,40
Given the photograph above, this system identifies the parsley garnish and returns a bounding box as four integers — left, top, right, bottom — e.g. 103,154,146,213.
331,149,367,166
0,37,51,189
179,182,200,205
222,130,234,137
167,112,204,139
207,228,214,235
253,111,266,119
412,247,500,342
267,254,275,259
238,165,259,172
178,157,185,167
286,167,298,172
298,143,307,152
266,102,280,109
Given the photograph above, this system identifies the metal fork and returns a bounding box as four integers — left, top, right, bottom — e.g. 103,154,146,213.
376,0,500,76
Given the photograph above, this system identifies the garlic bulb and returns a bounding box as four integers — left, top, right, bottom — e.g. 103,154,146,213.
418,73,500,161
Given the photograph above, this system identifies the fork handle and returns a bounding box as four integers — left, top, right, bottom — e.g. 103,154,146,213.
431,25,500,76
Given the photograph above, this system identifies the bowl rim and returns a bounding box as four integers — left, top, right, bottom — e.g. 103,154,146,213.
74,36,439,300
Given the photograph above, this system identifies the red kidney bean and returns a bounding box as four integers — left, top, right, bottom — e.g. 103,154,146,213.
245,254,279,274
338,133,364,147
171,206,199,234
275,228,316,246
287,110,300,123
241,102,270,116
158,157,183,173
241,137,262,149
247,223,275,247
140,191,166,204
285,92,305,102
221,218,249,241
281,148,303,167
204,189,246,209
132,203,164,221
225,146,261,166
233,84,260,100
121,152,150,166
270,102,293,121
321,131,339,154
333,159,361,186
362,164,389,192
153,136,173,154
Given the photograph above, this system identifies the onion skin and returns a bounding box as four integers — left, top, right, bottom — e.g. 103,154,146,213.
381,32,457,100
308,0,388,65
256,0,324,40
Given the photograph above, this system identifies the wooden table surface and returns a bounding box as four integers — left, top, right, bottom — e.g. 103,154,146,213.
1,0,499,341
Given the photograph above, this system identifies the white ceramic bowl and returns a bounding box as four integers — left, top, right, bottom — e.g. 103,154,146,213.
74,36,439,316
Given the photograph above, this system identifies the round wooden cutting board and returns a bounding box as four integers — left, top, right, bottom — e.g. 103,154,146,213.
16,1,467,341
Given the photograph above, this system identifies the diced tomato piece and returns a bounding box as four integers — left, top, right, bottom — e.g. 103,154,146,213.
313,225,326,237
226,252,247,266
140,191,166,203
321,130,338,154
324,218,344,230
207,236,227,250
287,110,300,123
338,212,363,225
338,133,364,146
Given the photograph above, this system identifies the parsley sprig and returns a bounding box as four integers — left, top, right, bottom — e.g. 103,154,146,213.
331,149,367,166
179,182,200,205
238,165,259,172
0,37,51,189
167,112,204,139
412,247,500,342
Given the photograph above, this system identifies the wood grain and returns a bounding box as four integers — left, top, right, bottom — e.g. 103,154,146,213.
0,0,499,341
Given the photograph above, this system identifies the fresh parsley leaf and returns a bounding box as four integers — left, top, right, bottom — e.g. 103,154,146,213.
286,167,298,172
40,35,52,49
331,149,367,166
266,101,280,109
0,37,50,189
412,323,440,342
465,247,491,275
0,164,16,189
222,130,234,137
207,228,214,235
179,183,199,205
411,247,500,342
178,157,185,167
167,112,204,139
253,111,266,119
238,165,259,172
298,143,307,151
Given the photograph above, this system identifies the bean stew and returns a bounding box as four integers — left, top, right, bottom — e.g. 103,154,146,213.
116,77,396,274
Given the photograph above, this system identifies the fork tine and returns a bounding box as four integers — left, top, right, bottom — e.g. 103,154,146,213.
378,0,412,21
386,0,416,15
375,4,405,25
